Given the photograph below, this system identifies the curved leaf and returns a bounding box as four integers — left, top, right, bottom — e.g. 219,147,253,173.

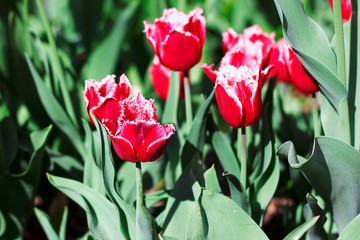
283,216,320,240
186,189,269,240
47,174,124,240
338,213,360,240
34,208,60,240
277,137,360,233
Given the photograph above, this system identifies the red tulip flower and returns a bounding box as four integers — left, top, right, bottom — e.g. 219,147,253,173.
143,8,206,72
84,74,132,124
202,25,274,83
327,0,351,23
149,56,185,100
215,65,264,128
97,93,175,163
267,38,291,83
268,38,319,94
288,50,319,94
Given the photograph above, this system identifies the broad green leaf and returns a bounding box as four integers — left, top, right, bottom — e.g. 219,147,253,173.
159,162,201,239
25,55,86,160
274,0,347,111
34,208,60,240
48,152,83,182
320,93,342,140
277,137,360,233
81,2,140,80
93,117,136,240
0,19,8,78
48,174,123,240
204,165,221,193
283,216,320,240
82,119,105,194
223,172,251,215
212,131,241,179
186,189,269,240
338,213,360,240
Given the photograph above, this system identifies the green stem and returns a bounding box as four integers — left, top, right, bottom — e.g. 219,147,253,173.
184,71,193,131
35,0,78,128
240,127,247,188
333,0,351,144
312,93,320,138
136,161,143,239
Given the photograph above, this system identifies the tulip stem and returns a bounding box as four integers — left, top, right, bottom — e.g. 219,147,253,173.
312,93,320,138
333,0,351,144
184,71,193,131
239,127,247,188
135,161,143,239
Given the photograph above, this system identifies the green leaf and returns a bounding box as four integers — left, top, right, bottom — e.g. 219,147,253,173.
136,202,157,240
250,106,280,223
222,172,251,215
204,165,221,193
48,174,124,240
277,137,360,233
81,2,140,80
59,207,68,240
345,11,360,148
338,213,360,240
181,89,215,168
144,190,170,209
303,193,327,240
212,131,241,179
283,216,320,240
274,0,347,111
93,117,136,240
35,0,77,127
0,209,6,237
186,189,269,240
159,162,201,239
34,208,60,240
25,55,86,160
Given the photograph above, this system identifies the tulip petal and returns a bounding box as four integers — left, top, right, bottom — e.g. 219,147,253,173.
111,135,136,163
215,81,243,128
288,54,319,94
200,63,218,84
143,20,158,52
115,121,174,162
92,98,122,126
222,28,240,53
159,30,201,71
145,124,175,162
184,8,206,46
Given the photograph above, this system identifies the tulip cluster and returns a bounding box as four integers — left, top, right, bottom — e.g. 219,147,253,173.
84,74,175,163
201,25,320,128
